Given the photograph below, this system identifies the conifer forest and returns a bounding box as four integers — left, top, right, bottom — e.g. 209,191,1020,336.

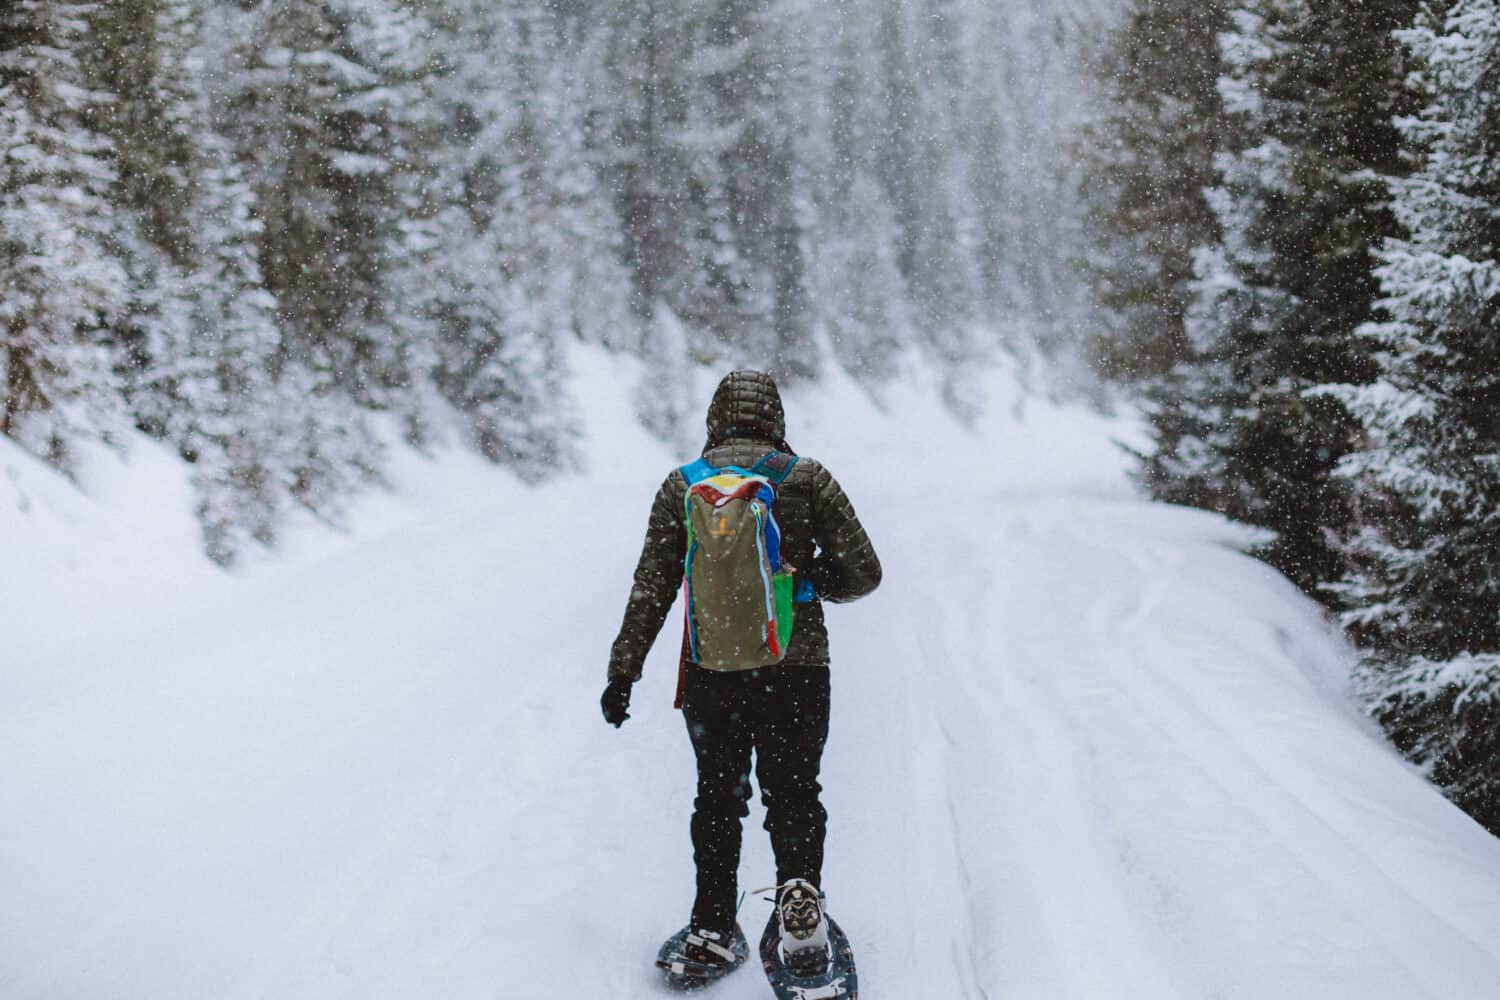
1084,0,1500,834
3,0,1499,839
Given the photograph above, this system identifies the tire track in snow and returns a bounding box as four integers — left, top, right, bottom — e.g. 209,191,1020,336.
919,589,993,1000
979,506,1203,999
853,501,1197,998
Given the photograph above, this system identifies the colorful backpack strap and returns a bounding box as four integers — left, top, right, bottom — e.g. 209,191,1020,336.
750,450,798,485
680,458,718,485
683,453,795,486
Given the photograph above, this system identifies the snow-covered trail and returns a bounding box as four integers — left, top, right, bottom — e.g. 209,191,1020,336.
840,492,1500,999
5,355,1500,999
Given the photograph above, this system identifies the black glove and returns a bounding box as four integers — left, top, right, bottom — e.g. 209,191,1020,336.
807,558,840,600
601,677,634,728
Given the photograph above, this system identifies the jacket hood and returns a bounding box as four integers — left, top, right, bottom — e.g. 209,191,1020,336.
704,370,788,451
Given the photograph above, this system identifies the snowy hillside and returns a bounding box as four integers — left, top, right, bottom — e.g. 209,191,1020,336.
5,349,1500,999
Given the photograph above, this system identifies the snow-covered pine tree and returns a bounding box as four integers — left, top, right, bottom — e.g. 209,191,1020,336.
179,129,298,565
1328,0,1500,834
417,0,616,479
773,0,989,383
589,0,1108,399
787,0,911,381
947,0,1027,327
221,0,427,411
700,0,813,379
82,0,329,563
866,1,982,363
597,0,713,355
85,0,196,263
803,0,1092,383
519,14,635,356
83,0,200,445
0,0,129,469
208,0,452,518
342,0,446,446
1079,0,1229,382
1146,0,1419,592
144,0,313,564
598,0,818,381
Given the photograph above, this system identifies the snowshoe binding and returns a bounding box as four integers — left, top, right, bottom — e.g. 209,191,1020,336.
757,881,858,999
777,880,831,976
655,923,748,991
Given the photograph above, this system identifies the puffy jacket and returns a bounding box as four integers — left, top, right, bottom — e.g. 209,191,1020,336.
608,371,882,682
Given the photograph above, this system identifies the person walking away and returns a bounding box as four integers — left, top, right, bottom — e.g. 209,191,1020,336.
601,370,882,988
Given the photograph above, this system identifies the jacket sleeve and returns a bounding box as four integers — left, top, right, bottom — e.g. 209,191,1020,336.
607,473,687,682
807,463,882,604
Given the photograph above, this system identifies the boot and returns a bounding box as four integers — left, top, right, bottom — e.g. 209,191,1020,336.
775,879,830,977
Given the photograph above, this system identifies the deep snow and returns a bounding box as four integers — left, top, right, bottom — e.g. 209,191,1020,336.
4,348,1500,999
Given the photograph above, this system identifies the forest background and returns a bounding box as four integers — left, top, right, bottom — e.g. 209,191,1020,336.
3,0,1497,833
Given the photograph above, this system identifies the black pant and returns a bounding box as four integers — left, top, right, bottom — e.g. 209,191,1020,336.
681,662,831,936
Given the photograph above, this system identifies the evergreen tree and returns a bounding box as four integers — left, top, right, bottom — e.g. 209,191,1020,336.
598,0,814,380
594,0,1107,392
941,0,1102,359
1329,0,1500,833
776,0,997,380
86,0,196,263
164,0,305,564
863,2,979,359
949,0,1026,323
0,0,129,469
598,0,716,353
83,0,358,562
1080,0,1229,382
221,0,429,412
180,127,298,565
783,0,909,380
416,0,607,478
1144,0,1419,592
207,0,443,516
694,0,814,377
84,0,200,443
2,0,1124,560
517,12,636,355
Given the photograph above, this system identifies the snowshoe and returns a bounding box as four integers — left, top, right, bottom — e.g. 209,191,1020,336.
757,881,858,999
655,923,748,991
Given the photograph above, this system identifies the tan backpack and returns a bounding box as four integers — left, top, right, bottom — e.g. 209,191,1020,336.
679,452,799,672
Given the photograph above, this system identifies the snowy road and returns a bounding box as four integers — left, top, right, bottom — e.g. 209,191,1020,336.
5,359,1500,998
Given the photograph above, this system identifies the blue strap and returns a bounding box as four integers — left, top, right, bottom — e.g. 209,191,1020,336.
680,458,718,485
683,453,797,486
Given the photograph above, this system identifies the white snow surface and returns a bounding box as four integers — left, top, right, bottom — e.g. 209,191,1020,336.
5,347,1500,999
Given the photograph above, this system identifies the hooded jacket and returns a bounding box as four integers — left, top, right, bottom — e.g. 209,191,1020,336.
608,371,882,682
